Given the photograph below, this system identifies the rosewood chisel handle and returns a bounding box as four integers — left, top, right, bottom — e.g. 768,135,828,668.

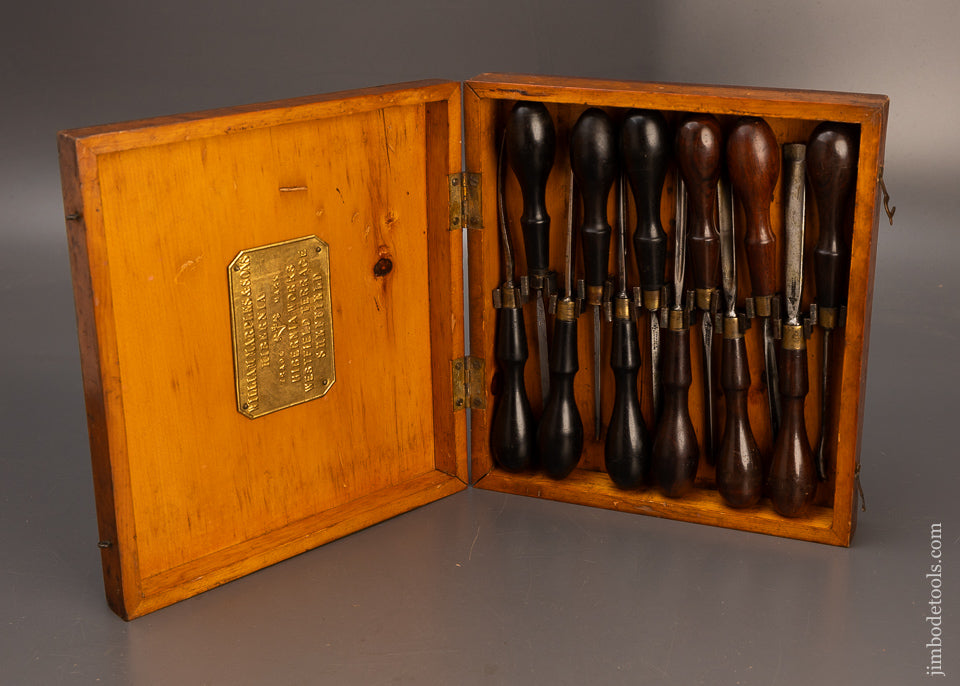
727,117,780,309
490,301,536,471
808,123,857,326
571,109,617,304
717,319,763,507
506,102,556,283
653,319,700,497
606,302,649,487
622,110,669,310
676,115,722,310
768,327,816,517
539,306,583,480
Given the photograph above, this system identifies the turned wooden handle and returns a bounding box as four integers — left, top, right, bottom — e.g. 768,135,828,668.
717,327,762,507
652,326,700,496
538,317,584,479
604,307,651,488
490,305,536,472
507,102,556,279
571,108,617,298
621,109,669,308
808,123,858,316
676,115,722,302
727,117,780,300
768,332,816,517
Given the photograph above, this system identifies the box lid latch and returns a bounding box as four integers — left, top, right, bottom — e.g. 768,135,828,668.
452,356,485,411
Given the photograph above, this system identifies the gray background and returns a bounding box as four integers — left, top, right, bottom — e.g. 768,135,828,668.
2,0,957,684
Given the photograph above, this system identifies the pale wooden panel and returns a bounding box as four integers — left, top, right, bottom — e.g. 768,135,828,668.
95,105,438,579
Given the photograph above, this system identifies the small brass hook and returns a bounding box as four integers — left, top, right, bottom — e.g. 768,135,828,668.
855,462,867,512
879,167,896,225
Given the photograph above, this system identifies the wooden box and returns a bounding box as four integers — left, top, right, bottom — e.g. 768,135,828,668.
58,74,888,619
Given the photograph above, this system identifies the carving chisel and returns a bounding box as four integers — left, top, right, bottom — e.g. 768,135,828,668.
621,110,669,423
538,172,584,479
716,176,762,508
490,134,535,471
506,102,556,402
571,109,617,441
604,174,651,489
807,123,858,481
768,143,816,517
651,175,699,498
676,115,722,464
727,117,782,439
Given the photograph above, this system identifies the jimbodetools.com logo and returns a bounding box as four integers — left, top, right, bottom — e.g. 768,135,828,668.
926,522,945,678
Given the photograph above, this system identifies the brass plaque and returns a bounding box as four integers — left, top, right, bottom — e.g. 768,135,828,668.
228,236,335,418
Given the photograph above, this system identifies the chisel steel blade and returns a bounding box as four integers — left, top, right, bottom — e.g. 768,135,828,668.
594,305,602,440
702,310,715,463
650,313,661,420
816,329,831,480
763,317,781,437
536,294,550,400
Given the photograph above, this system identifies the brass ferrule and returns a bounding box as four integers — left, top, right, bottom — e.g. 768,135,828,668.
500,286,519,309
585,285,604,307
528,272,547,290
556,299,578,321
695,288,714,311
723,316,743,339
642,289,661,312
753,295,772,318
668,308,687,330
819,306,838,329
614,296,631,320
781,323,806,350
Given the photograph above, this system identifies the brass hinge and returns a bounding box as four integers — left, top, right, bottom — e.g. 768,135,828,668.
449,172,482,231
452,356,486,411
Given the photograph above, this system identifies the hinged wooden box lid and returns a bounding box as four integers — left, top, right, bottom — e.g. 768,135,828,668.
59,80,468,619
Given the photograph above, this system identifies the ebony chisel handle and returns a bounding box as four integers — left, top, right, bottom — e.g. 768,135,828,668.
538,313,583,479
717,322,763,507
808,123,858,324
605,303,651,488
490,304,536,472
621,109,669,310
507,102,556,280
727,117,780,307
676,115,722,309
767,327,816,516
571,108,617,303
652,324,700,497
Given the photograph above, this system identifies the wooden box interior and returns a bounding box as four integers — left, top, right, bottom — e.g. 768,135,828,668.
59,80,468,619
466,74,888,547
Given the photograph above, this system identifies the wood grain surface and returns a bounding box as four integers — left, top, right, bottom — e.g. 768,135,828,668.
60,80,466,618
